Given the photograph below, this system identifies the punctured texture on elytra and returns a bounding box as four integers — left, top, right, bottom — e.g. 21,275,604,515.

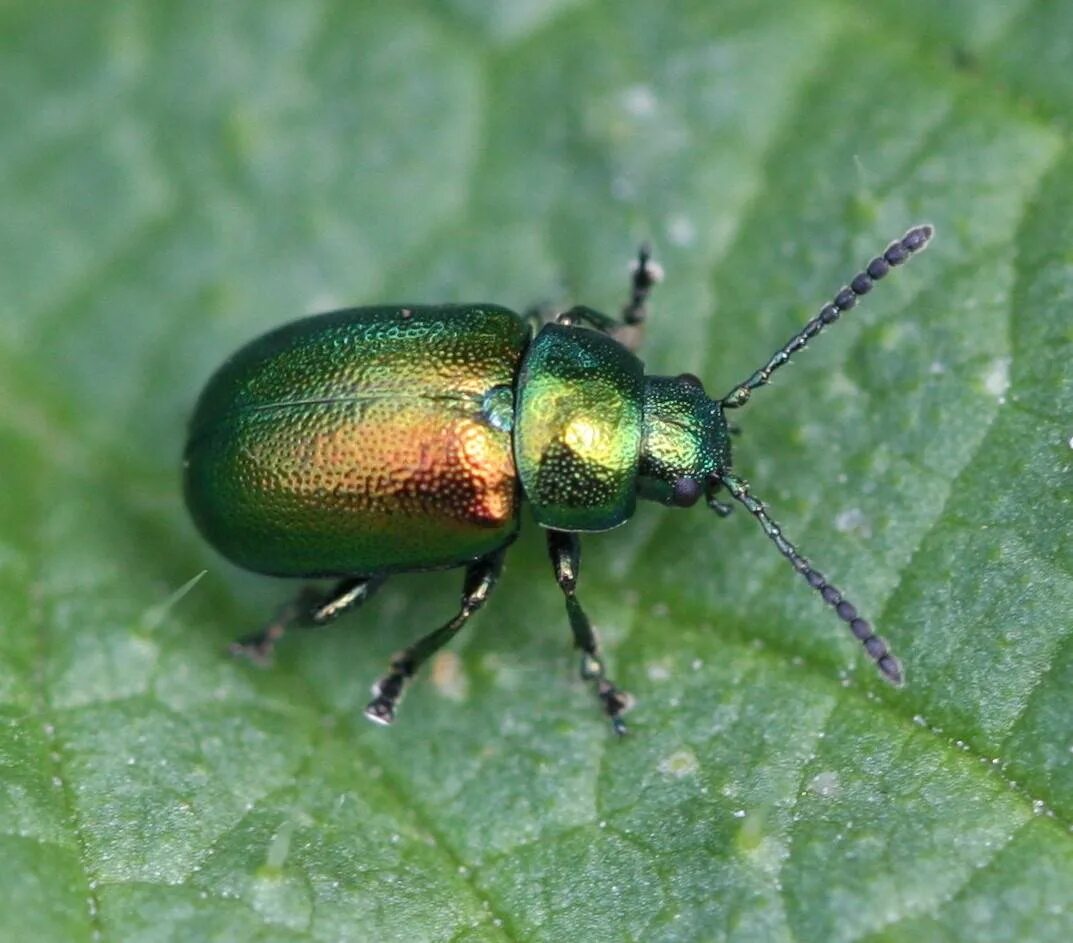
183,304,529,576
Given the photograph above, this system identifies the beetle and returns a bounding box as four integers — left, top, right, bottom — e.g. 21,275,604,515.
184,225,933,733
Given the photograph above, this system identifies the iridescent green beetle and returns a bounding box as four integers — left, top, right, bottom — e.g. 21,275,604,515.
184,226,933,733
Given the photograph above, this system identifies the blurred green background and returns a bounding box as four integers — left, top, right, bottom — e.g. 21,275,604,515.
3,2,1073,941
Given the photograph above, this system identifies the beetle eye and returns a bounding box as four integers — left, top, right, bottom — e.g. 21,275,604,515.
677,372,704,390
672,477,702,507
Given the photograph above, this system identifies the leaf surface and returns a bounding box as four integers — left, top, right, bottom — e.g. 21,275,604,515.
2,2,1072,941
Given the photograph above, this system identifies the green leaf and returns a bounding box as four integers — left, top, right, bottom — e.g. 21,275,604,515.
2,2,1072,940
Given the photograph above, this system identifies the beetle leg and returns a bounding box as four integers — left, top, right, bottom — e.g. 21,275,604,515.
556,304,620,332
557,302,646,353
230,575,385,662
364,550,506,726
547,530,633,735
556,245,662,353
622,241,662,327
704,479,734,518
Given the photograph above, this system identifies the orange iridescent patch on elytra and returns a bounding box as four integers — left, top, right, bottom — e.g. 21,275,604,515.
290,398,519,530
456,417,517,525
213,395,520,576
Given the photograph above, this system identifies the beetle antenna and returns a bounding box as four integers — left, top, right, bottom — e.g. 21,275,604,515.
714,472,902,684
721,225,933,409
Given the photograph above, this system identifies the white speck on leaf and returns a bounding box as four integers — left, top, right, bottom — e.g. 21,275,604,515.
834,507,872,538
621,84,658,117
658,748,699,779
646,661,672,682
809,771,841,799
265,821,294,871
983,356,1010,400
666,214,696,246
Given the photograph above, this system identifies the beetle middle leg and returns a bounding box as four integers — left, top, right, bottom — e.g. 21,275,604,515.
547,530,633,735
364,549,506,726
230,575,386,661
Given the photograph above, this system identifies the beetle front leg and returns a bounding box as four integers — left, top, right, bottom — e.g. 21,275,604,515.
556,244,662,352
547,530,633,735
622,241,662,327
231,575,386,662
364,549,506,726
556,305,621,332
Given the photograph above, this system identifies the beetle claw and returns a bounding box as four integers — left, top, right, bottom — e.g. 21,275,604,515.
599,681,633,736
229,612,289,665
365,671,406,725
228,638,275,666
364,698,396,726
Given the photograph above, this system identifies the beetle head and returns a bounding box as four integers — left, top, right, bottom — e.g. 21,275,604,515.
643,224,934,686
637,373,731,509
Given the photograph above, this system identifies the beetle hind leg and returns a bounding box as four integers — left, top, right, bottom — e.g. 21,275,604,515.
364,549,506,726
230,575,386,662
547,530,633,735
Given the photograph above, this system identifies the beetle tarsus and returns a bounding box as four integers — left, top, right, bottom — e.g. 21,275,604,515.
361,551,504,726
229,634,278,665
229,578,384,663
228,597,303,662
365,656,411,724
364,695,398,726
548,530,633,731
600,681,633,736
623,242,663,326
